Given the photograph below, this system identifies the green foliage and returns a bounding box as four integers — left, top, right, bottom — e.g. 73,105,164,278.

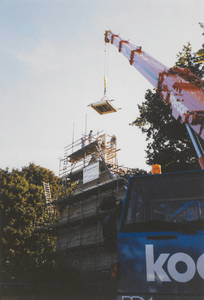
197,48,204,63
131,34,204,173
131,168,148,176
22,163,59,200
196,22,204,64
0,163,59,283
175,42,204,78
199,22,204,33
132,90,200,172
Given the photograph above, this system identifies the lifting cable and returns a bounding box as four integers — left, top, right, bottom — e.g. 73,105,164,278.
87,35,119,115
103,41,109,99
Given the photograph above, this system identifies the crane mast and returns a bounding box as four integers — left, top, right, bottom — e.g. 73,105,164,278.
105,30,204,169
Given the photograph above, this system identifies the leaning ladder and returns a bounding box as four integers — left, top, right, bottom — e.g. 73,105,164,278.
43,182,54,215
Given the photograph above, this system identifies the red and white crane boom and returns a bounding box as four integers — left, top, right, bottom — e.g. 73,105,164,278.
105,30,204,168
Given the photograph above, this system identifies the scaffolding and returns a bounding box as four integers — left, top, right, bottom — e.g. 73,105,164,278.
33,131,137,283
59,132,120,177
52,131,128,279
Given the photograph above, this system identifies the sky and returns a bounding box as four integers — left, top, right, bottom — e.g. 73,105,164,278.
0,0,203,176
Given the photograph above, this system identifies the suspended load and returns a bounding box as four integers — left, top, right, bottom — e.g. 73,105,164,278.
88,77,120,115
89,98,118,115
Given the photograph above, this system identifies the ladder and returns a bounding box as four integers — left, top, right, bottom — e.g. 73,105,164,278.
43,182,54,215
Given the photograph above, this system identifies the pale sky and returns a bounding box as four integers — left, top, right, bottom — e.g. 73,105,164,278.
0,0,203,175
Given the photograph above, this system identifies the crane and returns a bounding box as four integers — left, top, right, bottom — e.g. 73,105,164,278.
102,30,204,169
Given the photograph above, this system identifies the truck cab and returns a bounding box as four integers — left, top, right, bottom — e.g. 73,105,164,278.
102,170,204,300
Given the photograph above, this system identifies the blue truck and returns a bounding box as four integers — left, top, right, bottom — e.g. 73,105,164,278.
101,169,204,300
98,31,204,299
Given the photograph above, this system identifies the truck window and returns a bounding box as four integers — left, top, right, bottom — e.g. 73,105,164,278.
120,180,204,233
126,185,144,224
151,200,204,222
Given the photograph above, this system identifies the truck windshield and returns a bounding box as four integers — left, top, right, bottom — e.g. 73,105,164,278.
121,179,204,233
151,199,204,222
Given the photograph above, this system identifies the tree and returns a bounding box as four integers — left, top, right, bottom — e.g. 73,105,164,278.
175,42,204,78
22,163,59,200
131,38,204,173
0,163,59,283
197,22,204,63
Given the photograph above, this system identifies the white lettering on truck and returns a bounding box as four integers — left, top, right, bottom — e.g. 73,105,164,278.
146,245,204,283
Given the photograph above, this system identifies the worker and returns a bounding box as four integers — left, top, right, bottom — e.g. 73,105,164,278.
81,138,85,148
88,130,93,143
110,134,116,147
